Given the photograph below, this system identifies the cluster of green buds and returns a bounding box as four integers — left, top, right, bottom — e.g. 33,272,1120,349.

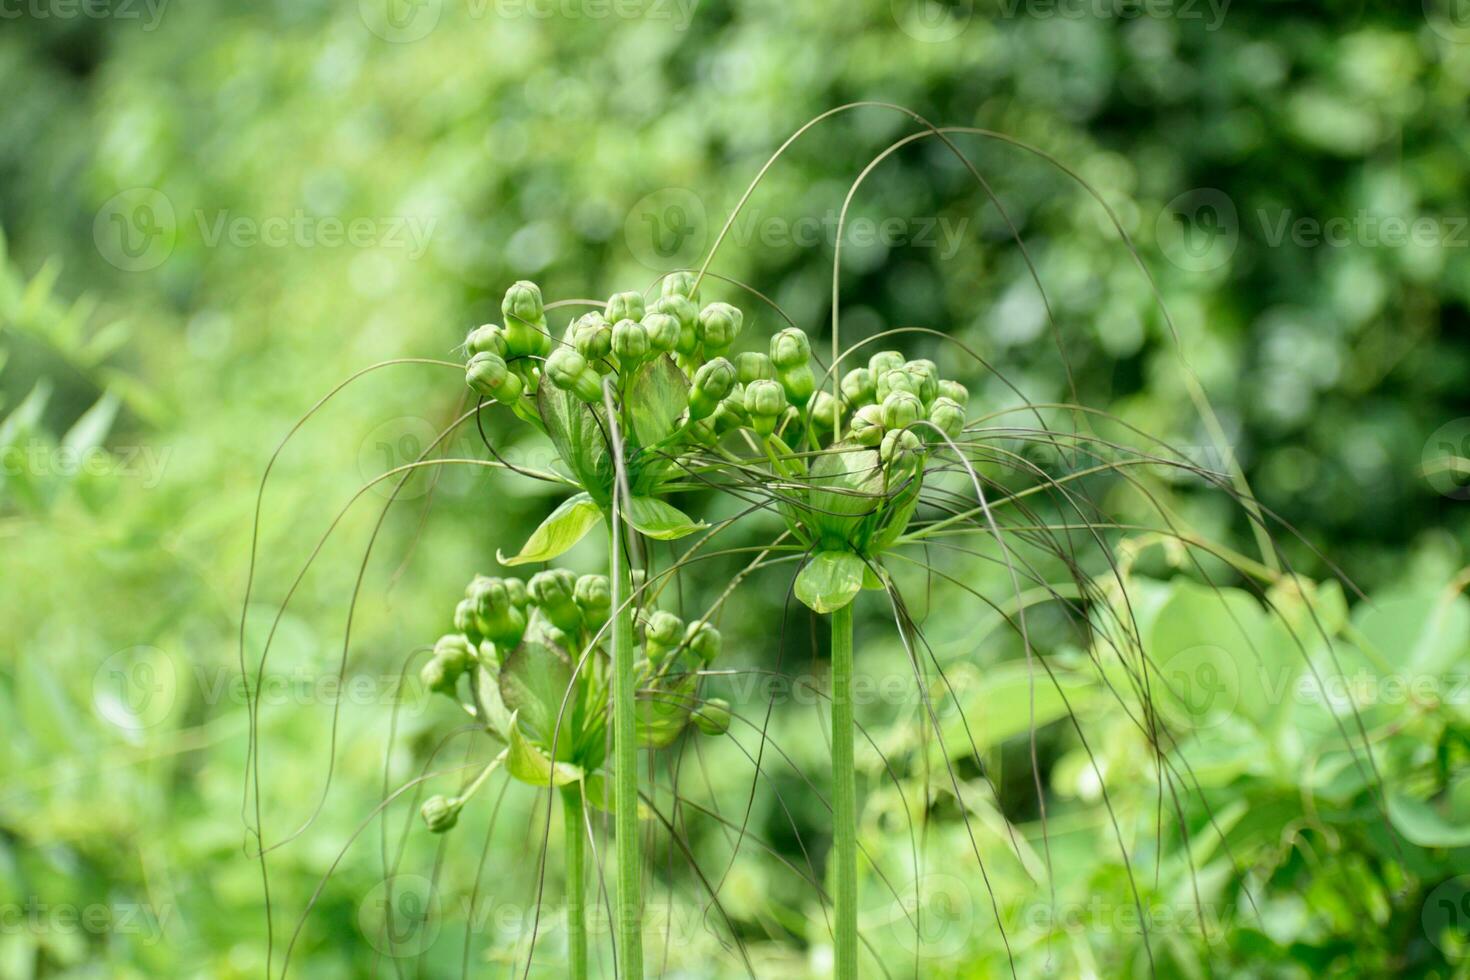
417,567,732,831
679,330,970,462
463,281,556,408
635,608,731,742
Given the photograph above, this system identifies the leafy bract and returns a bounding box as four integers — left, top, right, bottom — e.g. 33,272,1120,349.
506,719,583,787
497,492,601,566
624,495,705,540
795,550,866,614
498,640,577,755
627,357,689,448
537,383,612,504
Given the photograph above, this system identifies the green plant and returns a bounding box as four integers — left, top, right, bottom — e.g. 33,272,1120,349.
414,569,728,978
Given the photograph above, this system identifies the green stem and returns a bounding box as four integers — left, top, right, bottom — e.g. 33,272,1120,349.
830,601,857,980
562,784,587,980
609,523,644,978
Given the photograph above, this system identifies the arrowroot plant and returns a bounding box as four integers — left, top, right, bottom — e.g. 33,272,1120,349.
241,103,1411,978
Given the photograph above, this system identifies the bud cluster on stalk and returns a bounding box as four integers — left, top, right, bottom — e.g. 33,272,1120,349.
416,567,731,832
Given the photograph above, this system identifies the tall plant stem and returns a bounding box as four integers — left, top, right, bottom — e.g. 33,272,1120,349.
609,522,643,978
562,784,587,980
830,601,857,980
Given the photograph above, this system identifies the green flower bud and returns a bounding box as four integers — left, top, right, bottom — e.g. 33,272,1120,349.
504,577,530,608
470,577,527,648
661,271,700,304
876,368,922,403
611,318,650,363
938,379,969,407
574,574,612,630
571,313,614,368
697,303,743,353
778,365,816,404
744,379,787,436
605,291,645,324
770,328,811,371
711,391,749,434
420,655,452,696
465,323,508,357
869,350,905,379
807,390,842,433
545,348,604,403
466,352,524,403
735,352,777,386
641,312,680,353
684,620,722,663
434,634,476,675
502,281,550,356
454,598,481,640
643,610,684,664
904,360,939,405
929,396,965,439
652,294,699,351
529,569,582,633
841,367,875,407
881,390,924,430
690,357,737,420
421,794,461,833
849,404,885,446
692,698,732,736
881,427,923,467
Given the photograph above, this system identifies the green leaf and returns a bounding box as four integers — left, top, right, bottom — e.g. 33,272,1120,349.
937,662,1094,758
61,391,120,457
795,550,865,613
623,495,705,540
537,384,611,504
498,640,577,755
497,492,601,566
1386,793,1470,848
505,718,583,787
627,357,689,448
1149,582,1298,731
471,660,515,741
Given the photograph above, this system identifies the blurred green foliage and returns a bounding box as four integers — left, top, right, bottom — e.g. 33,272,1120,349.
3,0,1470,976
